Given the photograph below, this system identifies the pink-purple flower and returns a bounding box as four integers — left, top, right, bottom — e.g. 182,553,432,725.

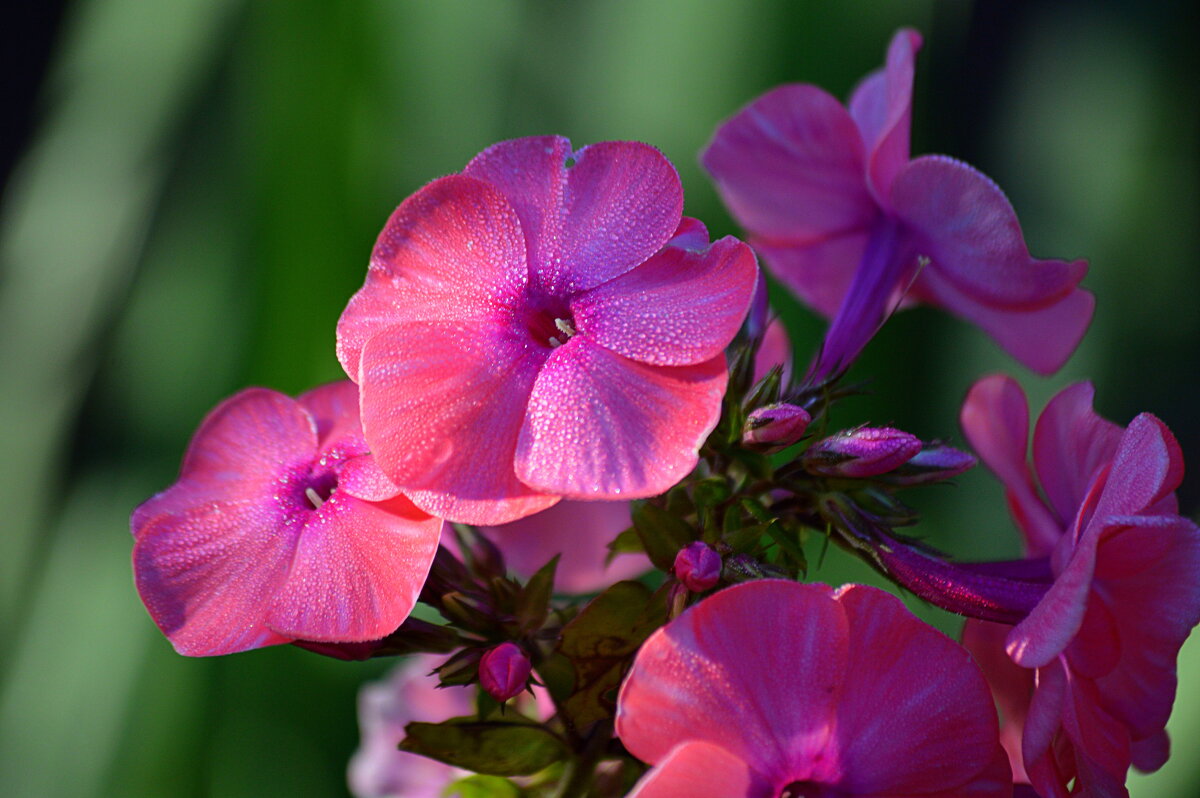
479,642,532,703
959,376,1200,796
702,28,1092,378
132,382,442,656
336,136,758,525
616,580,1011,797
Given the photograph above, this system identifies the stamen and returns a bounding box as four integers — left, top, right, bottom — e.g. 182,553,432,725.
305,486,326,509
554,317,576,338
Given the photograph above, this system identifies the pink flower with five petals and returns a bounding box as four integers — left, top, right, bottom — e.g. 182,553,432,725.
132,381,442,656
616,580,1012,797
702,29,1092,377
337,136,758,524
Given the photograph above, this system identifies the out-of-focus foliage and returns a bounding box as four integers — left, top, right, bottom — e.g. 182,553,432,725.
0,1,1194,796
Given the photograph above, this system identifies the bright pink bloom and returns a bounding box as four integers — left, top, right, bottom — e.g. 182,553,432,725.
132,382,442,656
337,136,758,525
673,542,722,592
478,499,646,594
743,403,810,452
802,426,922,478
703,29,1092,377
479,642,532,702
960,376,1200,797
349,654,471,798
616,580,1011,797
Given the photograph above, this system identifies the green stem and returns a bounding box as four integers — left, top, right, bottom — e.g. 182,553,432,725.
552,720,612,798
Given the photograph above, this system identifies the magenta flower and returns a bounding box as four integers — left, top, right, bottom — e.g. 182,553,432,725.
478,499,646,593
802,426,922,478
959,376,1200,796
616,580,1011,797
743,403,810,452
702,29,1092,378
479,642,532,703
673,541,722,593
132,382,442,656
337,136,758,525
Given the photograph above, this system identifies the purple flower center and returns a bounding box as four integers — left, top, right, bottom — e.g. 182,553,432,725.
780,782,841,798
303,467,339,510
523,301,577,348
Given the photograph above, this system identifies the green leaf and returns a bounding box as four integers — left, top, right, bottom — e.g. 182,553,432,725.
443,774,523,798
401,719,567,776
605,525,645,564
515,554,558,632
556,581,668,734
692,477,732,510
631,502,695,571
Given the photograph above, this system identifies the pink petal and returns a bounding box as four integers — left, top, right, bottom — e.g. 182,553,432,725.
918,265,1094,375
1032,382,1123,526
133,500,296,656
1132,730,1170,773
480,500,647,593
132,388,317,535
849,28,922,200
960,375,1061,555
754,318,793,385
615,580,845,773
267,495,441,641
335,175,529,381
1021,661,1072,798
831,584,1008,796
464,137,683,295
754,231,870,319
336,454,401,502
627,741,763,798
297,380,365,452
1059,670,1132,796
515,339,726,499
891,155,1088,309
1091,413,1184,520
571,236,757,366
962,619,1035,783
667,216,711,251
702,84,876,242
357,319,558,525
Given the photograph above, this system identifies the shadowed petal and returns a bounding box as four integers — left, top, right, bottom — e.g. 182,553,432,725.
515,340,725,499
572,236,757,366
1032,382,1123,526
963,619,1035,783
892,156,1088,309
702,84,876,241
358,319,558,525
335,175,529,380
849,28,922,199
1090,413,1184,520
628,741,763,798
298,380,368,457
755,231,870,319
754,318,793,384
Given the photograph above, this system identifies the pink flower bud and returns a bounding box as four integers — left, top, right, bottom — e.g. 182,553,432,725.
673,542,722,593
879,443,976,485
743,403,811,451
478,642,531,703
802,427,922,478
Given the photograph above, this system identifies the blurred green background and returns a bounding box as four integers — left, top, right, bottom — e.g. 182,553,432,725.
1,0,1195,796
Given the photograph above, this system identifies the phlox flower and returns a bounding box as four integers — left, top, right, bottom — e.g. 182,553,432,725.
616,580,1011,797
702,28,1092,378
132,381,442,656
959,376,1200,797
337,136,758,525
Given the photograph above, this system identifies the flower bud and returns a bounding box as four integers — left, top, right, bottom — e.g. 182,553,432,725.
743,403,811,451
673,542,722,592
802,427,921,478
878,443,976,485
479,642,531,703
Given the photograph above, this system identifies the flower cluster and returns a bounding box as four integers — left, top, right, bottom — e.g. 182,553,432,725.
130,25,1196,798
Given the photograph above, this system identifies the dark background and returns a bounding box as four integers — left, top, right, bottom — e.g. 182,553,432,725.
1,1,1196,795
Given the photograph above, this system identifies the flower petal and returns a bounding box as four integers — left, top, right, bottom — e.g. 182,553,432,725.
133,499,296,656
1091,413,1184,519
1032,381,1123,526
571,236,757,366
515,339,725,499
615,580,845,772
849,28,922,199
297,380,368,456
961,375,1061,555
335,175,529,380
892,155,1087,309
754,318,793,385
464,137,683,295
1021,661,1072,798
357,319,558,525
702,84,876,242
267,496,441,641
962,618,1035,783
831,584,1009,796
627,741,763,798
755,231,870,319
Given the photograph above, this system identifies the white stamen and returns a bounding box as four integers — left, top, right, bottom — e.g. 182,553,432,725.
554,317,576,337
305,487,326,509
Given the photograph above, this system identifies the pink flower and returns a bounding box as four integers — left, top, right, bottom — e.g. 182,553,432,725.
673,542,722,593
337,136,758,525
132,382,442,656
702,29,1092,377
478,499,646,594
479,642,532,702
743,403,810,452
802,426,922,478
616,580,1011,797
349,655,471,798
960,376,1200,797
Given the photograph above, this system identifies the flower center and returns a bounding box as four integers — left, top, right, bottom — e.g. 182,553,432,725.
524,304,577,348
779,783,837,798
304,469,338,509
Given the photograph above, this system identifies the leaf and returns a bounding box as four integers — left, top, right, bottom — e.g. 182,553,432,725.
444,774,523,798
631,502,694,571
556,580,668,734
515,555,558,632
605,526,644,565
401,719,567,776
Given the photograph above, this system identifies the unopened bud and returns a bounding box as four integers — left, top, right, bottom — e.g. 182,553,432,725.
479,642,531,703
673,542,722,592
743,403,811,451
802,427,921,478
878,443,976,485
